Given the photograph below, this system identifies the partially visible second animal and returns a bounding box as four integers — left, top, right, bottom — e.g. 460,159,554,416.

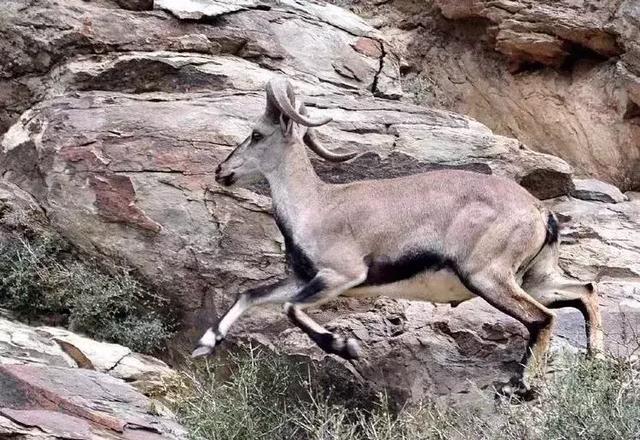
192,78,603,397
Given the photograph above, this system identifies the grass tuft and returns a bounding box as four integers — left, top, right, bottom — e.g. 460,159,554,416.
169,347,640,440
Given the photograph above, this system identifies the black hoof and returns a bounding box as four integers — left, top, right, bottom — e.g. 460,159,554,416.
495,377,538,401
341,338,361,360
316,333,362,360
191,344,216,358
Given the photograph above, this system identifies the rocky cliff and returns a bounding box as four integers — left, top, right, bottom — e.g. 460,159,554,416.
332,0,640,191
1,0,639,408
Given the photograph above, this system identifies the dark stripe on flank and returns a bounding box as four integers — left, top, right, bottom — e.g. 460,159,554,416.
361,251,451,286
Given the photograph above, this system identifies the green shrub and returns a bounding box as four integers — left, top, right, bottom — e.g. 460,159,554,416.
510,354,640,440
170,348,640,440
171,347,305,440
0,232,174,353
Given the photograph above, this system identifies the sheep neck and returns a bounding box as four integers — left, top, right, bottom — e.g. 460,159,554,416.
266,141,324,226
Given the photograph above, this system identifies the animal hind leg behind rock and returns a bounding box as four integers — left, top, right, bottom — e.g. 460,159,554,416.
463,269,556,396
536,280,603,354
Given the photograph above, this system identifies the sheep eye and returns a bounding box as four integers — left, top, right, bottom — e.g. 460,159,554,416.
252,131,263,141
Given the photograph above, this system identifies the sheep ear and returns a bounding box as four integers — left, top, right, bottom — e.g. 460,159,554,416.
265,95,281,124
279,113,293,135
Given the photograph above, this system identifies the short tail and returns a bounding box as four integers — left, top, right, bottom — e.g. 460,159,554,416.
544,212,559,245
518,211,559,278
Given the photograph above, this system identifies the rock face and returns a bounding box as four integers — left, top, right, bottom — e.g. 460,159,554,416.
547,197,640,357
0,0,638,405
0,365,185,439
0,0,573,334
571,178,629,203
336,0,640,191
0,312,184,439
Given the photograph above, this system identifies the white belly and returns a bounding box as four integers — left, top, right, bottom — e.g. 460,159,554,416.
345,269,476,304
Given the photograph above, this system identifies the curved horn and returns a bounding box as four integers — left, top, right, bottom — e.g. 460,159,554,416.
298,102,357,162
266,78,332,127
303,129,358,162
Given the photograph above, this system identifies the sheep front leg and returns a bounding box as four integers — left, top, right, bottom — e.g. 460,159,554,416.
284,268,367,360
192,278,299,358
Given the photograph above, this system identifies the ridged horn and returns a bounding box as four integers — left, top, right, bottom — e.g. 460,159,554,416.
299,103,357,162
265,78,332,127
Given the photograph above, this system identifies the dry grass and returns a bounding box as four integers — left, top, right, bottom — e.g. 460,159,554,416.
169,346,640,440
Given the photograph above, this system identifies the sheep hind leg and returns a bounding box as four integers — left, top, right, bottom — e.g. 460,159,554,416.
284,303,361,360
537,280,603,355
462,270,556,399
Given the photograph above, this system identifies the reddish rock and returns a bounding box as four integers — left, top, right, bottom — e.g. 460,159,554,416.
352,37,383,59
89,174,162,233
0,364,185,439
0,408,93,440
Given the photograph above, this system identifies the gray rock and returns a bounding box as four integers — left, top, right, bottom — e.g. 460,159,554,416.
0,314,176,392
546,196,640,356
0,0,401,133
115,0,153,10
338,0,640,191
571,178,628,203
0,314,76,369
155,0,264,20
0,364,186,439
627,191,640,201
0,313,184,439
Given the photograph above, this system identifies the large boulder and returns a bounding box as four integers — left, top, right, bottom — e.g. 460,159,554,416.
0,364,185,439
0,0,401,135
0,54,573,331
335,0,640,191
0,312,184,439
0,311,176,392
546,196,640,357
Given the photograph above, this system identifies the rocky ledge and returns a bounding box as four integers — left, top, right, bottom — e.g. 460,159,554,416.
0,311,185,439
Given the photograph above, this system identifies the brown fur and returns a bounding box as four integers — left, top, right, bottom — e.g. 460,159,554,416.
193,78,603,397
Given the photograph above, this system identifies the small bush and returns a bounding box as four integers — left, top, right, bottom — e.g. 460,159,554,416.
509,354,640,440
170,347,640,440
170,347,304,440
0,232,174,353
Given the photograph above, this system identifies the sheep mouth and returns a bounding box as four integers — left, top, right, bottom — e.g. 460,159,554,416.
215,172,236,186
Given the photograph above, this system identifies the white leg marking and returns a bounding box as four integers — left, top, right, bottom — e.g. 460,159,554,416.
199,328,218,347
217,295,248,337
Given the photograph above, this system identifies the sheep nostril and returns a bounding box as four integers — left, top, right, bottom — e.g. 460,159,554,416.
215,165,222,174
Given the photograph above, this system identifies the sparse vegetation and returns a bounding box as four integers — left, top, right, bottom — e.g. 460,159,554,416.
170,346,640,440
0,231,174,353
